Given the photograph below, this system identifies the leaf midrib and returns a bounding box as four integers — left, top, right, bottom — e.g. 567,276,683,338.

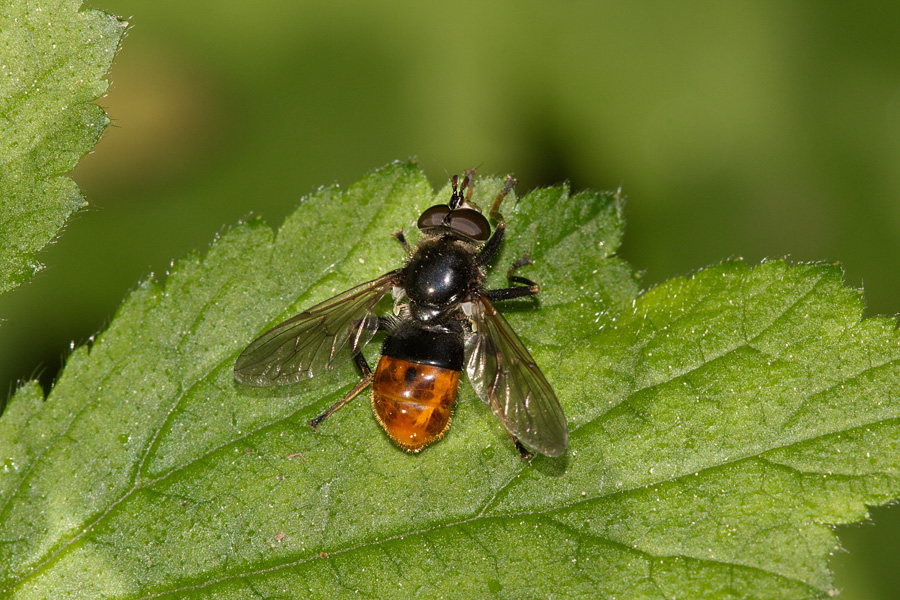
82,416,873,600
5,172,420,589
10,261,888,597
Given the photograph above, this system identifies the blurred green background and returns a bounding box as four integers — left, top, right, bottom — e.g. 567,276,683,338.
2,1,899,597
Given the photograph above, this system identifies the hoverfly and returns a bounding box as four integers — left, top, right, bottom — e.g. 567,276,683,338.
234,172,568,458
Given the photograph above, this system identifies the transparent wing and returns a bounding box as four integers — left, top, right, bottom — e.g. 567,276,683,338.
465,295,569,456
234,272,399,386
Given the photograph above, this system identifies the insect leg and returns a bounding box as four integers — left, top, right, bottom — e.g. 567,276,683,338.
476,219,504,266
309,352,375,430
462,169,476,203
489,174,517,223
392,228,412,255
507,252,534,278
512,435,534,461
476,175,517,267
484,252,540,302
353,350,374,376
484,284,539,302
507,255,540,288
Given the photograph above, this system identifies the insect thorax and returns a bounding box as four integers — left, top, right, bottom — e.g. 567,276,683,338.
402,236,482,307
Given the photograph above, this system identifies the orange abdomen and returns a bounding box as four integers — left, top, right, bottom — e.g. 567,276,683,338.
372,356,459,452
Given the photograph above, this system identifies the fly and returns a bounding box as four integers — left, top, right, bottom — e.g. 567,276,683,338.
234,172,568,458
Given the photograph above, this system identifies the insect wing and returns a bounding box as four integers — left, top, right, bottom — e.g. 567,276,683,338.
465,295,569,456
234,272,398,386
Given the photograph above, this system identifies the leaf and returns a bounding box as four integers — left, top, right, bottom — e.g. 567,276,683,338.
0,162,898,599
0,0,125,295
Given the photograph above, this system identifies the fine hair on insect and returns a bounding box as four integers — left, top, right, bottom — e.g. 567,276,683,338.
235,171,568,459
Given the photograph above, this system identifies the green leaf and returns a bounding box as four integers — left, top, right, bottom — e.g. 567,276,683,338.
1,162,898,599
0,0,125,294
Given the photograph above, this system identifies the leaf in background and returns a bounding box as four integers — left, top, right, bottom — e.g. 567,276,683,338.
0,162,898,599
0,0,125,295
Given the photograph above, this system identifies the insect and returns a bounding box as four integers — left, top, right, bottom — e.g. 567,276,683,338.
234,172,568,458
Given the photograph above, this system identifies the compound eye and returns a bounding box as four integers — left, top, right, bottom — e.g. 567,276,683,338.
447,208,491,241
417,205,451,230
